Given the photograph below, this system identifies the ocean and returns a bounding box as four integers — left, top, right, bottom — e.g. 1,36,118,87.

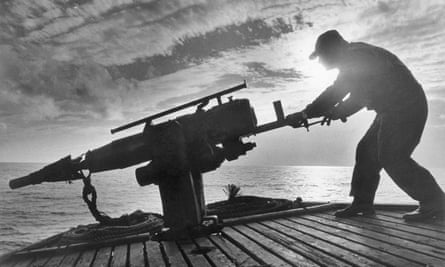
1,162,444,255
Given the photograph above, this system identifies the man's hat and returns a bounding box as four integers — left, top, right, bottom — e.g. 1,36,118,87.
309,30,347,60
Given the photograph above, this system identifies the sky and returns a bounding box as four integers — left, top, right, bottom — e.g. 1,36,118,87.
0,0,444,167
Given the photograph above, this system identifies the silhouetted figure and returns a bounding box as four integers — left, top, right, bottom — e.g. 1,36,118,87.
287,30,445,221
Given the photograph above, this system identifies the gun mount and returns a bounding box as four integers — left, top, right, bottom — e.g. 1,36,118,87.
9,81,317,239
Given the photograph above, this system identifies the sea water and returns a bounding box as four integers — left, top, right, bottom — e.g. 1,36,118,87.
1,162,444,254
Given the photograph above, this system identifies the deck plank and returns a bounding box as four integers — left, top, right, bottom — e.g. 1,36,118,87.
74,249,96,267
177,240,212,267
376,211,445,232
276,218,418,266
377,209,445,228
57,251,81,267
0,260,16,267
194,237,235,266
145,241,165,267
234,224,320,266
43,254,65,267
262,220,384,267
91,247,112,267
361,213,445,240
222,226,292,267
208,234,259,267
247,222,352,267
161,241,187,266
293,216,445,266
28,254,51,267
305,214,445,262
7,257,34,267
316,213,445,249
8,206,445,267
110,244,128,267
128,242,146,267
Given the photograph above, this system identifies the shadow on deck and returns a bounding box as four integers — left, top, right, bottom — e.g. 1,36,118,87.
2,203,445,267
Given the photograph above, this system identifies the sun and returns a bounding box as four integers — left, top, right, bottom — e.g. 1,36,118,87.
282,29,340,91
302,58,339,90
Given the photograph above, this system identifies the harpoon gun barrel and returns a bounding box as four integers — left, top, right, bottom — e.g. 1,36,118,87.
9,133,152,189
9,156,79,189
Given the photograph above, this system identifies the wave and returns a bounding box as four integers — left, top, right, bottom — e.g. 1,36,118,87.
49,211,69,215
0,226,15,231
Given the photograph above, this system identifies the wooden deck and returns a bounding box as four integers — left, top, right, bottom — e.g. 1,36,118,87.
2,204,445,267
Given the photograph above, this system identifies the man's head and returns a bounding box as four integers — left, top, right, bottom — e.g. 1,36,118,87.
309,30,349,69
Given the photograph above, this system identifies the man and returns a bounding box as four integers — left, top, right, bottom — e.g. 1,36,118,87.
287,30,445,221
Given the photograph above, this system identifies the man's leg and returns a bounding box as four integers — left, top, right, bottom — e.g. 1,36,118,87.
378,110,445,221
335,117,382,217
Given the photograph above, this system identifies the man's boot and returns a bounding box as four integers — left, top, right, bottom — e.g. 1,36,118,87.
403,196,445,222
335,197,375,218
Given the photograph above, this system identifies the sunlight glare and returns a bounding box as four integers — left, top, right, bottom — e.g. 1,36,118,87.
285,30,339,91
303,59,339,89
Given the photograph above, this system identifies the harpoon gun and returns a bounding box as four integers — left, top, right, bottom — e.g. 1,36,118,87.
9,81,319,237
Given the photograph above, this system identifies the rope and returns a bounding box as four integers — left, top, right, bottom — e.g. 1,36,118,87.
80,171,137,226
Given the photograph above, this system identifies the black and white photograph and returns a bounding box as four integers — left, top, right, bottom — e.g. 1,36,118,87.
1,0,444,266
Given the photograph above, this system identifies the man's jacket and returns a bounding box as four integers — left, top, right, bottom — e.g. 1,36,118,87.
305,42,426,118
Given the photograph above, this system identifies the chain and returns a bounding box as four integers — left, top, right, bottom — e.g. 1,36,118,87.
79,170,141,226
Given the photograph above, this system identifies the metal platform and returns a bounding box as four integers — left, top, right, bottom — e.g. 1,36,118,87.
2,203,445,267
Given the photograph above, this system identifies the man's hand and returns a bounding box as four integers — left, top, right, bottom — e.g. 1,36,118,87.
286,111,309,128
321,108,347,126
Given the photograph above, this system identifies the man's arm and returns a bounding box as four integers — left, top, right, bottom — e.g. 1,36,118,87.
286,67,361,127
329,96,364,120
304,63,366,119
286,85,349,128
304,85,349,118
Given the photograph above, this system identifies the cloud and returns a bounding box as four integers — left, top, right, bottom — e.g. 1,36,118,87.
110,16,309,81
0,0,320,130
0,122,7,132
0,0,326,129
155,61,304,109
1,0,445,165
0,44,138,124
0,0,343,67
244,61,303,89
0,89,61,121
2,1,443,118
